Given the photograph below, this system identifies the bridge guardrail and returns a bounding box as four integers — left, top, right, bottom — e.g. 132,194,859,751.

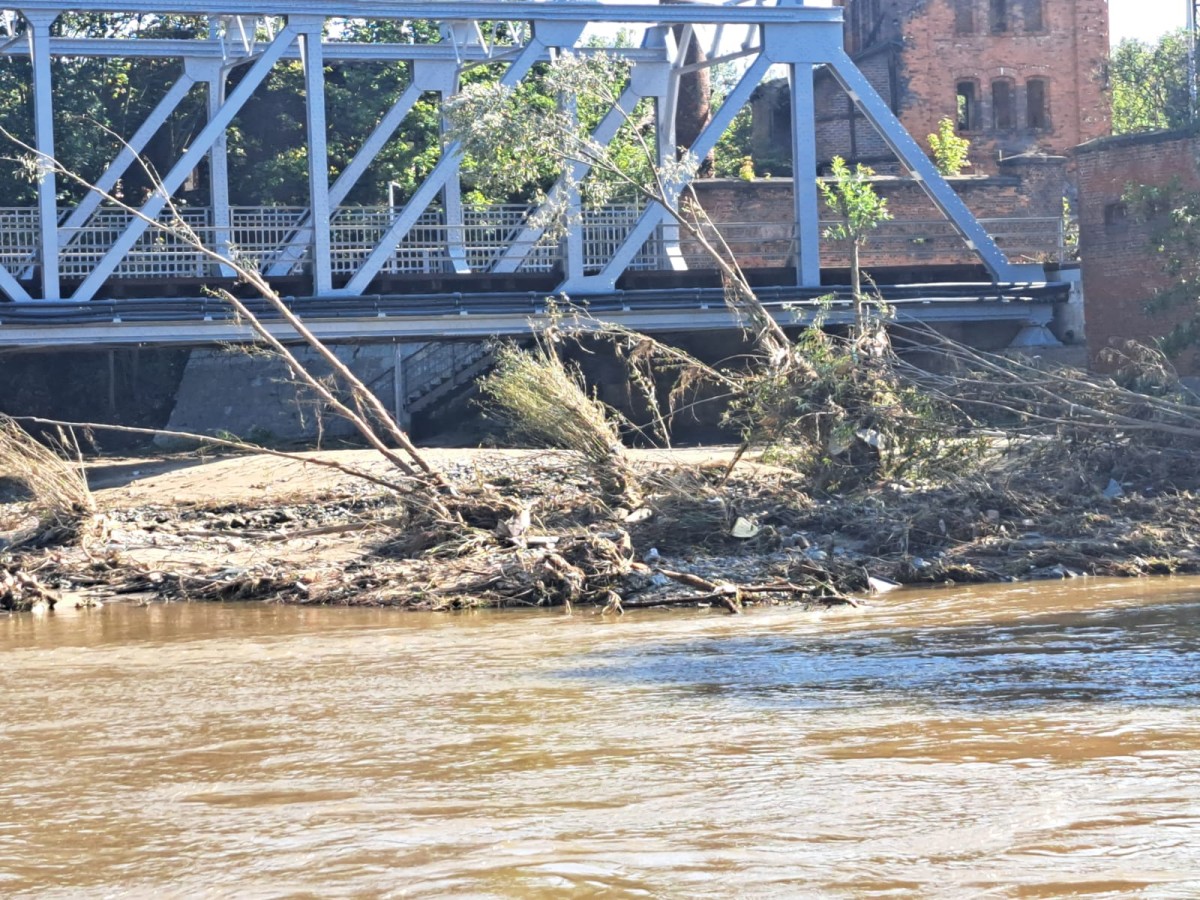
0,206,1062,283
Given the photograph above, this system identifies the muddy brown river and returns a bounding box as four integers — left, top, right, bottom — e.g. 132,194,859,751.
3,578,1200,897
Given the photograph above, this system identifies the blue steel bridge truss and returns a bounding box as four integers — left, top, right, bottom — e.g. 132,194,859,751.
0,0,1059,346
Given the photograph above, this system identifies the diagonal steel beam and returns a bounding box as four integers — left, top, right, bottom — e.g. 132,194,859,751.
203,59,235,276
824,48,1045,283
69,25,299,302
559,52,773,293
263,75,439,276
0,262,32,303
790,62,820,287
57,66,197,244
332,34,561,296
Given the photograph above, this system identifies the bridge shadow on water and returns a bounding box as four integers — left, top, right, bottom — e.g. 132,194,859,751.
555,599,1200,711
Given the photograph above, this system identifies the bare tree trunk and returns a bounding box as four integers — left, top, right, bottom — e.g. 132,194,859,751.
851,239,863,336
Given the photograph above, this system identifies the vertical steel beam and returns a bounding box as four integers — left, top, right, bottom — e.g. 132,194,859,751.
789,62,820,287
655,30,684,270
70,24,299,303
654,88,685,270
201,59,234,276
25,10,59,299
296,15,331,294
441,93,469,275
560,93,584,281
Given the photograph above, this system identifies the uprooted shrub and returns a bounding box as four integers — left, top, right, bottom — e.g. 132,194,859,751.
479,340,642,508
726,326,980,490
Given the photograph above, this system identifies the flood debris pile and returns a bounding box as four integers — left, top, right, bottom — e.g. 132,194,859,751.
4,437,1198,615
4,327,1200,615
17,454,862,612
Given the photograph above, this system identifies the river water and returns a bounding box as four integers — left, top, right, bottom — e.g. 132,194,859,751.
3,578,1200,897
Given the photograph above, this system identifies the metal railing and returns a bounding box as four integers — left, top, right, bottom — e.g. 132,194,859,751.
401,340,490,405
0,206,1064,284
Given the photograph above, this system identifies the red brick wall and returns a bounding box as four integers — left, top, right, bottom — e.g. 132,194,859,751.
691,154,1066,269
1075,130,1200,374
896,0,1110,174
814,46,900,171
817,0,1110,175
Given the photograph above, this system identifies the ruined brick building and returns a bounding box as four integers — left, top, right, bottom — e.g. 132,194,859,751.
1075,128,1200,374
751,0,1111,175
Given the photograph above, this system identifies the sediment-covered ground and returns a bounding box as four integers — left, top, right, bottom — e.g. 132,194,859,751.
4,445,1199,614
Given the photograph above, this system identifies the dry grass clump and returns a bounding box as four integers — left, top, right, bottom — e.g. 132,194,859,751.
0,415,94,541
479,342,640,507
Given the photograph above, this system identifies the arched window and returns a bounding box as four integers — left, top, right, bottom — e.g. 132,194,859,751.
1022,0,1044,31
954,0,975,35
991,78,1016,130
1026,78,1048,129
957,80,979,131
989,0,1009,33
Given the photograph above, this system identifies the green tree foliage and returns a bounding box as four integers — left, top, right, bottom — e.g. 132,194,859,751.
1110,30,1194,135
927,116,971,176
1125,179,1200,355
0,14,208,206
819,156,891,332
447,53,669,219
0,14,473,208
712,106,753,178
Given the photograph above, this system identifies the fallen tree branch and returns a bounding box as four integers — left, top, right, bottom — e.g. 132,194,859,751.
10,416,417,497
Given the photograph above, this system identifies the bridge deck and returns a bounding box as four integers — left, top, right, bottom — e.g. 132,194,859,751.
0,278,1067,349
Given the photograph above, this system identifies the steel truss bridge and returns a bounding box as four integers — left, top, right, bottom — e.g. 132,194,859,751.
0,0,1064,348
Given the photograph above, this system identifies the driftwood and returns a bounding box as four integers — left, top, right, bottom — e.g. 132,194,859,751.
0,560,60,611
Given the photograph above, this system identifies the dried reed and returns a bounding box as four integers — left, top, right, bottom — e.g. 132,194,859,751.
479,342,640,506
0,415,93,534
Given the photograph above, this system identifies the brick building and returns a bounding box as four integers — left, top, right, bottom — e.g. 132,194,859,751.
1075,128,1200,374
752,0,1111,175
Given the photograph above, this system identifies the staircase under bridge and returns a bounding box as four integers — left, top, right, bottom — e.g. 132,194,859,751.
0,0,1070,366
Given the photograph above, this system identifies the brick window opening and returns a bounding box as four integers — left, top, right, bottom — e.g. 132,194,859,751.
1022,0,1044,31
989,0,1009,33
957,81,979,131
991,79,1016,130
1027,78,1048,129
1104,202,1128,227
954,0,975,34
